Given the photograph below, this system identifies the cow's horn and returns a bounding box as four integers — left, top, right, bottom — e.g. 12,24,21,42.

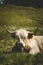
33,27,38,35
4,25,15,34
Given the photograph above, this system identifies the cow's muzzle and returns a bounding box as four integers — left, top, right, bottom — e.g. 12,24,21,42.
12,42,24,52
17,42,24,48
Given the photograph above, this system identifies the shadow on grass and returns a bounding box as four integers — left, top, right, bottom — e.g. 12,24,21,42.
33,53,43,65
0,50,43,65
5,0,43,8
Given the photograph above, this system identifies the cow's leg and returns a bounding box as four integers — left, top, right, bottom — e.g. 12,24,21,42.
29,47,40,55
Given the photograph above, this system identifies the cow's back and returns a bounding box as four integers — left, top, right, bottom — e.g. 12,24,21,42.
34,36,43,51
34,36,43,43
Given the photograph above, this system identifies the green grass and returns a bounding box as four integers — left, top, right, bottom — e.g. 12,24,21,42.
0,4,43,27
0,4,43,65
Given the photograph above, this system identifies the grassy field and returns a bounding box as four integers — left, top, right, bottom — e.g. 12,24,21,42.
0,4,43,65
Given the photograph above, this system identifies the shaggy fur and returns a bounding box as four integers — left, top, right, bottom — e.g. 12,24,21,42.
5,27,43,55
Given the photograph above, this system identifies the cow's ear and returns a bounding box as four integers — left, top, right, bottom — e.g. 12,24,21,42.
28,33,33,39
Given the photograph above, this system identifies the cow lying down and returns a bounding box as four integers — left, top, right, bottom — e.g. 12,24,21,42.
5,25,43,55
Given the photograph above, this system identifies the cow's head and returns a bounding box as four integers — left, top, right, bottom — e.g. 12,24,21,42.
4,25,38,52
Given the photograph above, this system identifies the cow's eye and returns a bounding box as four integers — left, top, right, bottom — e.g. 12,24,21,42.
21,36,25,40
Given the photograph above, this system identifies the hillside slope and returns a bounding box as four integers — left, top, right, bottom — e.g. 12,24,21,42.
0,4,43,65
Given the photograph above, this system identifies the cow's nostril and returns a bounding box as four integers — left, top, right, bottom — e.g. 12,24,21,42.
18,43,23,47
